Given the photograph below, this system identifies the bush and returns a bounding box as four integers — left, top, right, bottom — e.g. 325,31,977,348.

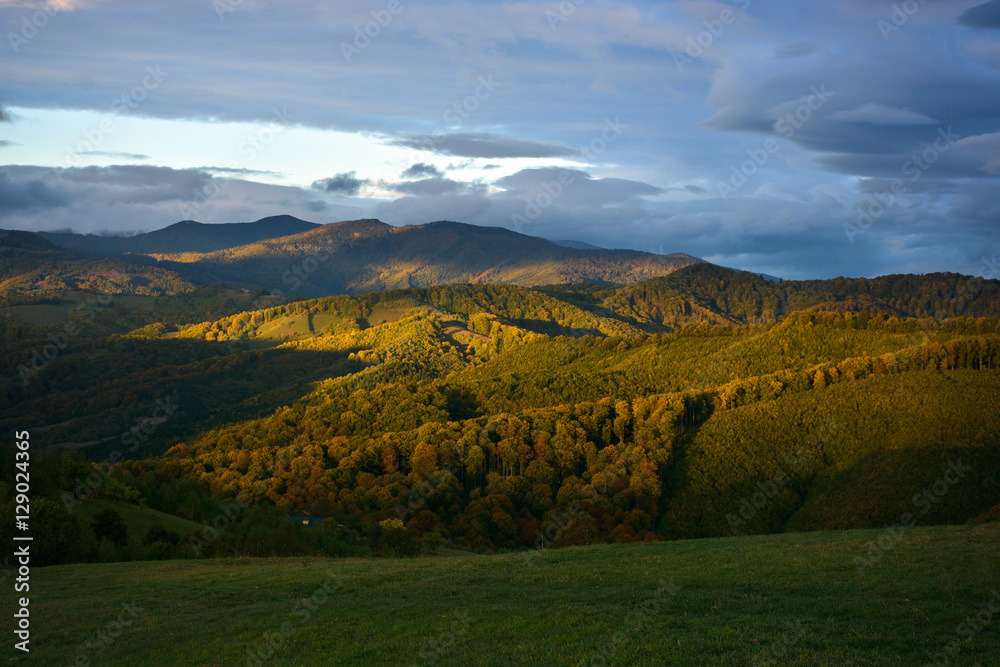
143,524,180,547
144,542,176,560
380,528,419,557
421,531,445,552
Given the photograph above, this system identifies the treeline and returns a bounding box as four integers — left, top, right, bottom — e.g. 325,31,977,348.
604,264,1000,328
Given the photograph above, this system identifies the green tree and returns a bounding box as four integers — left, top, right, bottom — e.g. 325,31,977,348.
92,509,128,546
1,499,82,566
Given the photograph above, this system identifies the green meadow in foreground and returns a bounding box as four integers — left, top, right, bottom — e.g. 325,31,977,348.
12,522,999,666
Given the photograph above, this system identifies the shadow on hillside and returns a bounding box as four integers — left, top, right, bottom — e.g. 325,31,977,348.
2,336,364,462
658,443,1000,540
510,318,600,337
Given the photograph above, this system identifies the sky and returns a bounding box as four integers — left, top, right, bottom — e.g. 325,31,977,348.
2,0,1000,279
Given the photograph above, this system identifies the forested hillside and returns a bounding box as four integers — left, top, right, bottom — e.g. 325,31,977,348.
2,264,997,561
0,229,197,306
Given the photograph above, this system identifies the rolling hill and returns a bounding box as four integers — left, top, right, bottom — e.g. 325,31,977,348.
0,228,197,305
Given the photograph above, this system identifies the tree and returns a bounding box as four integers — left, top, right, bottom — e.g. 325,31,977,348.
92,509,128,546
1,499,81,566
103,477,144,507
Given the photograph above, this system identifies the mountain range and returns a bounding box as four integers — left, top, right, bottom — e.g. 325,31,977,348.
6,216,704,298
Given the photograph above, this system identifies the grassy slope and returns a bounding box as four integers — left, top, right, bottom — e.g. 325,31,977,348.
14,523,999,665
69,497,203,539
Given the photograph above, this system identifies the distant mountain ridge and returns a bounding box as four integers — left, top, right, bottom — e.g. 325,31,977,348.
0,228,197,304
38,215,319,257
33,217,705,296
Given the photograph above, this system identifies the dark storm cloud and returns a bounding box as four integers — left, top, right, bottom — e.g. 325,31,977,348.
60,165,215,204
311,172,369,196
0,105,10,123
401,163,443,179
390,179,483,197
0,171,68,210
817,131,1000,180
959,0,1000,28
0,164,362,235
0,141,14,148
390,133,582,159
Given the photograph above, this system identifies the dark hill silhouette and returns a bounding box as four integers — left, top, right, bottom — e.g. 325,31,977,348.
39,215,319,257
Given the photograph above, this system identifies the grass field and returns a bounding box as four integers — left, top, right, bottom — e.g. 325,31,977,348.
3,292,156,325
9,522,999,665
366,305,415,327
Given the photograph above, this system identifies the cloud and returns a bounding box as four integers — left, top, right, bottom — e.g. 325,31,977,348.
0,0,95,7
78,151,149,160
0,170,68,210
774,42,816,59
200,166,282,177
0,105,10,123
0,164,364,235
311,171,369,196
1,0,998,280
0,140,14,148
390,178,483,197
667,183,708,194
401,162,443,179
390,133,582,159
495,167,664,204
828,103,939,126
60,165,214,204
959,0,1000,29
